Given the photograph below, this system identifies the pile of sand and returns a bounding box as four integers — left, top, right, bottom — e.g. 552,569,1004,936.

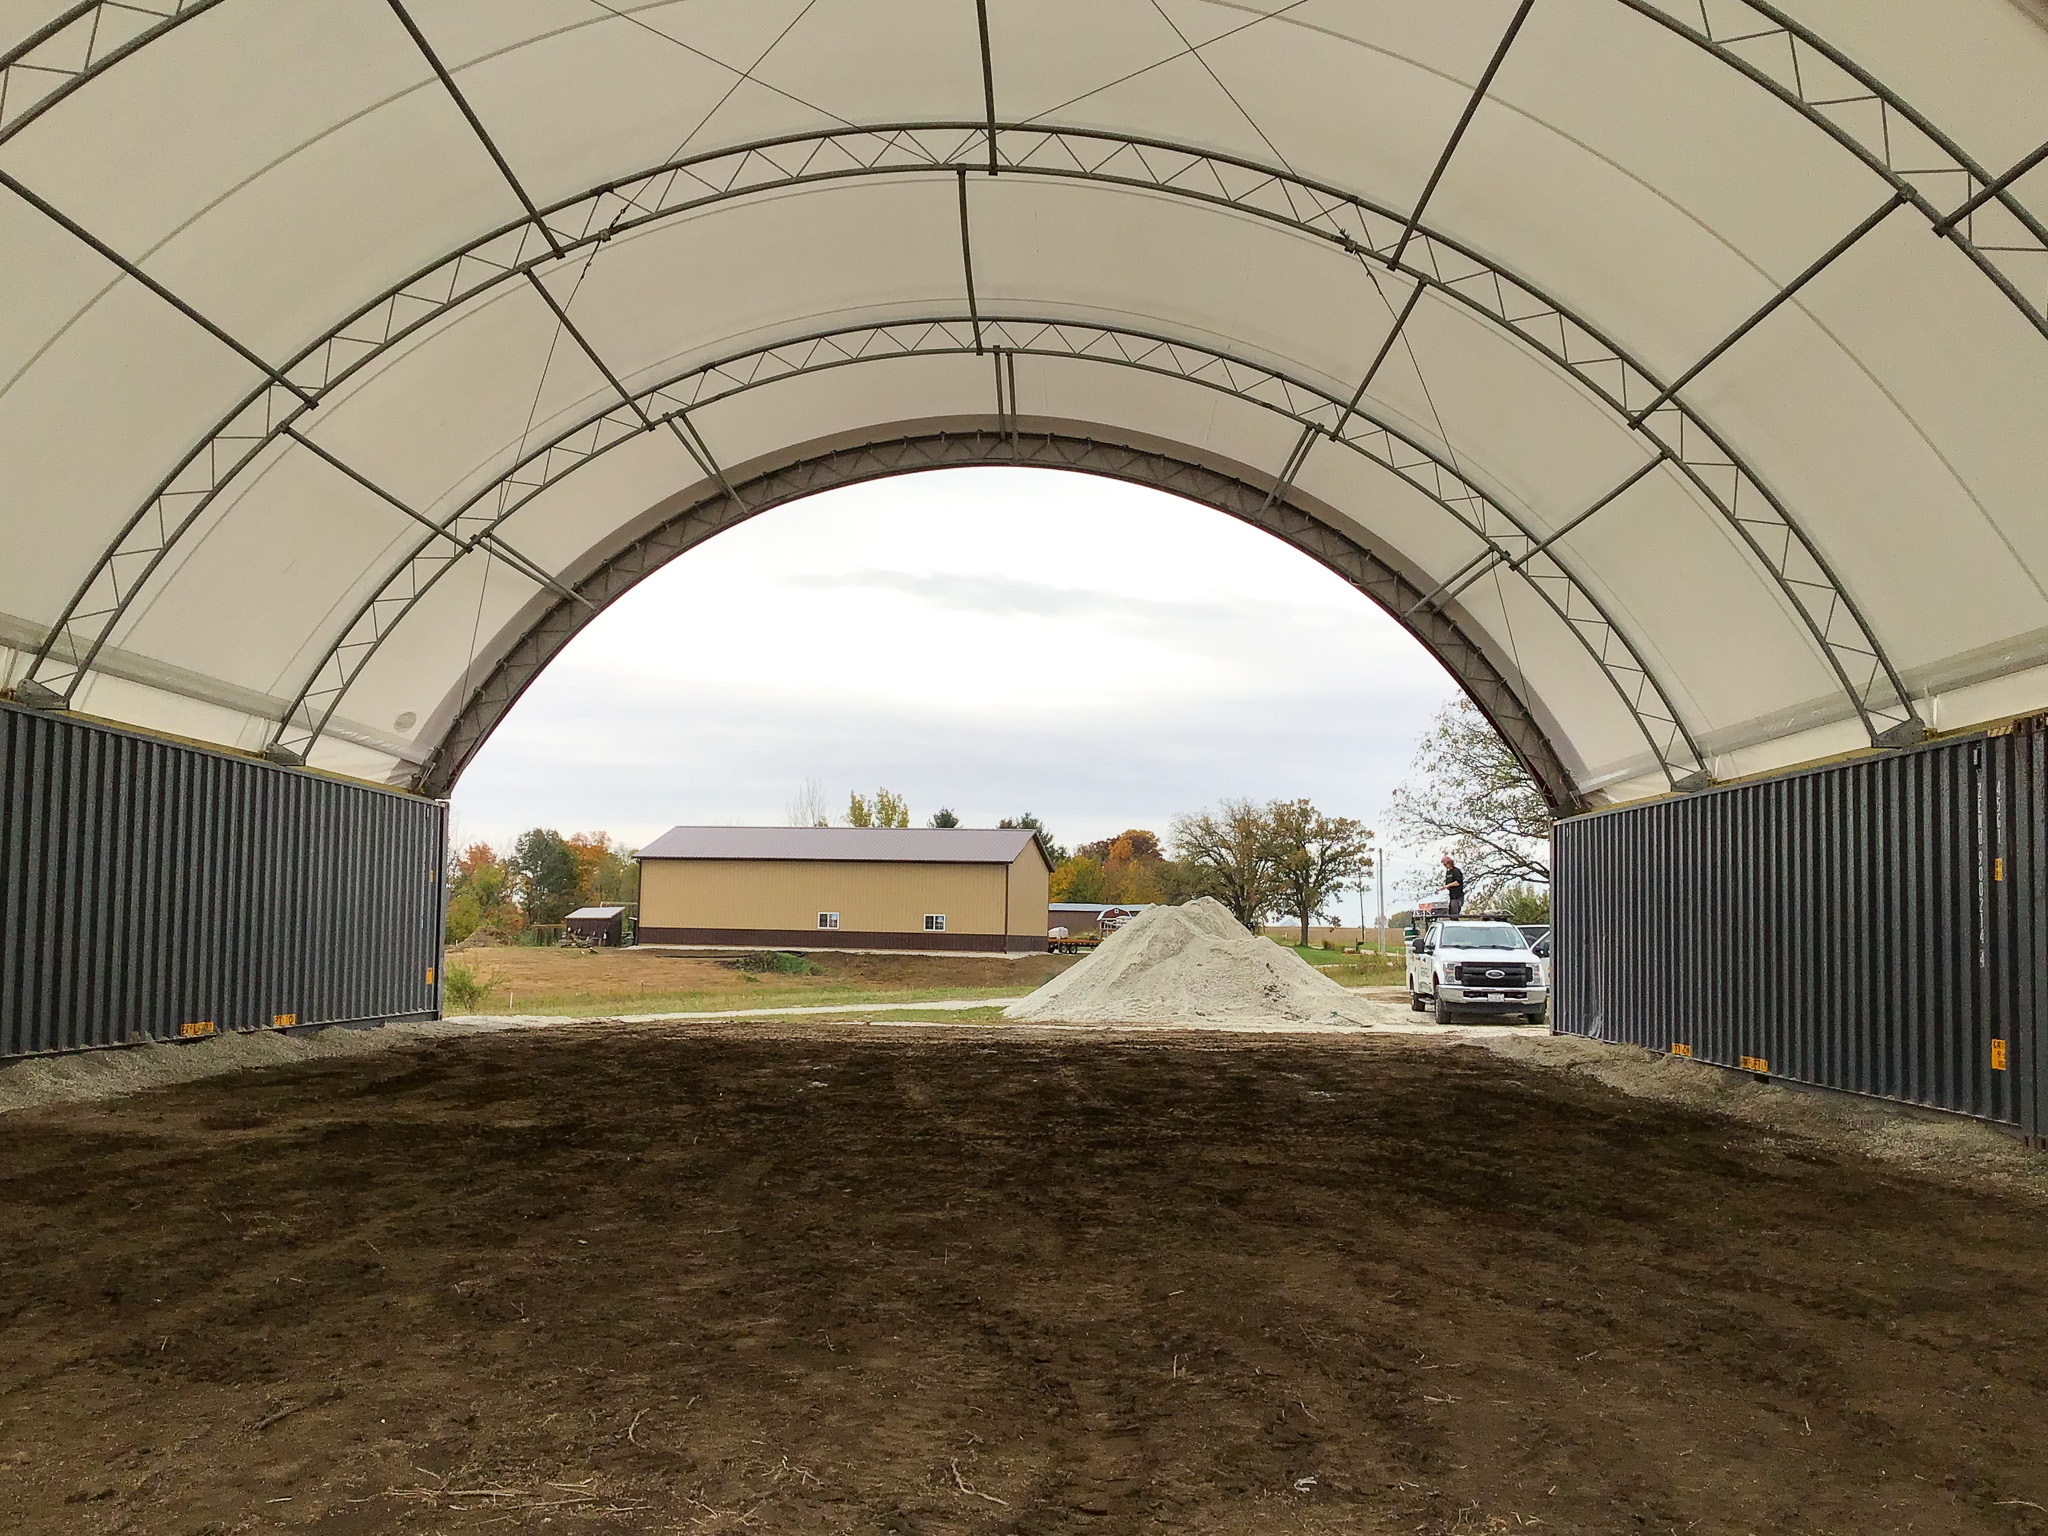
1005,898,1380,1027
1479,1031,2048,1199
0,1018,525,1115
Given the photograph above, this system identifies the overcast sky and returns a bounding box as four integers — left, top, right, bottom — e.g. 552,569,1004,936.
451,467,1461,893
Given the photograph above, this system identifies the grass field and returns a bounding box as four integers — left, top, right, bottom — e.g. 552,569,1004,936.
440,938,1408,1019
1277,939,1407,988
440,944,1078,1016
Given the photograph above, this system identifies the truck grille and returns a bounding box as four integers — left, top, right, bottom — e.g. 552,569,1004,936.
1455,962,1532,985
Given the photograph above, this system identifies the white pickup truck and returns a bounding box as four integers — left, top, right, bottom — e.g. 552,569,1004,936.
1404,914,1549,1026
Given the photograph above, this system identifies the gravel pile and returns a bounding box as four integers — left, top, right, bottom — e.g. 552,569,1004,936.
1004,897,1379,1027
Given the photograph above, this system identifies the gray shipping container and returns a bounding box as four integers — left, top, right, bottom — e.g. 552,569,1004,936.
1555,721,2046,1139
1,702,445,1058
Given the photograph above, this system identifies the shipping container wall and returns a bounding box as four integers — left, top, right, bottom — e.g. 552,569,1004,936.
0,703,445,1058
1555,725,2044,1136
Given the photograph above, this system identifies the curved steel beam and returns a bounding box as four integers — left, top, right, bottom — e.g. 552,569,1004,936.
26,121,1913,748
271,315,1706,789
412,428,1587,814
1610,0,2048,342
7,0,2038,332
0,1,229,148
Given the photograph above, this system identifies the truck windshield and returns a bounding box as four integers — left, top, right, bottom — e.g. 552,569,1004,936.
1436,923,1528,950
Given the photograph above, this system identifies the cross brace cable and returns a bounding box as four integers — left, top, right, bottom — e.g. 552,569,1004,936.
284,426,592,609
1389,0,1536,268
1331,279,1427,438
521,272,741,504
1629,190,1908,425
0,166,319,408
384,0,566,260
522,270,652,427
1419,448,1672,615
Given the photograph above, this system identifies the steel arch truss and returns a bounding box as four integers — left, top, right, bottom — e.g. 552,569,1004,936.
414,429,1584,813
1615,0,2048,338
269,315,1707,791
26,122,1914,753
0,1,224,146
6,0,2039,332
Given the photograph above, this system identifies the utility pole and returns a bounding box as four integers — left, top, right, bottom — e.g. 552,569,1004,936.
1376,849,1386,955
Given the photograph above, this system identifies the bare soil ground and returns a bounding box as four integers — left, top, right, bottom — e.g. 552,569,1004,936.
442,947,1076,1016
3,1021,2046,1535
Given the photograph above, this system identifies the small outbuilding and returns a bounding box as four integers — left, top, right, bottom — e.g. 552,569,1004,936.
636,827,1053,953
564,905,630,946
1048,902,1150,936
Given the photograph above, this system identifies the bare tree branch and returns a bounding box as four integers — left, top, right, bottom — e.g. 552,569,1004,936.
1386,695,1553,902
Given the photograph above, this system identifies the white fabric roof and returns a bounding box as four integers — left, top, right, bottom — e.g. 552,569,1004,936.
1,1,2044,810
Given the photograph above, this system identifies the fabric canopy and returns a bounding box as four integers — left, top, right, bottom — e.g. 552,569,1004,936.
2,0,2044,809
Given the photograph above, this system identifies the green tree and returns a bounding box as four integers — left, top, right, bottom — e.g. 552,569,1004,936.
1265,799,1374,945
1492,884,1551,924
928,807,960,827
444,886,485,945
999,814,1066,864
446,841,522,942
1386,695,1553,904
567,831,638,906
1170,798,1280,932
509,828,583,926
1153,857,1220,906
1049,855,1106,903
846,788,911,828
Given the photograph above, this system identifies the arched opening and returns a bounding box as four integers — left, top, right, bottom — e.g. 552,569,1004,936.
447,462,1471,854
411,429,1583,815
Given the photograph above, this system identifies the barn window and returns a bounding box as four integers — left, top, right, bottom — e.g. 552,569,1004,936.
924,914,946,931
817,912,839,929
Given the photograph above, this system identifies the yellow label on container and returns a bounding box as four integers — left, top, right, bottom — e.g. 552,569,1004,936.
1995,857,2005,882
180,1020,215,1038
1992,1038,2009,1072
425,967,435,985
1739,1054,1769,1074
1671,1043,1692,1058
272,1013,296,1029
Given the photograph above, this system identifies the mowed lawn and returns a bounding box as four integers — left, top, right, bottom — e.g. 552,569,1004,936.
441,944,1082,1016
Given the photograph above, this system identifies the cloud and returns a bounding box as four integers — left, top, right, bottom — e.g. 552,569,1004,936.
451,468,1463,852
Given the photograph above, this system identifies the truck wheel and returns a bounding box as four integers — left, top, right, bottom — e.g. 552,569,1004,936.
1524,1010,1547,1027
1410,992,1426,1013
1432,991,1454,1025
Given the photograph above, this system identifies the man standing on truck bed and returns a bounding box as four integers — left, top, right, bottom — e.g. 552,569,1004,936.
1441,854,1465,917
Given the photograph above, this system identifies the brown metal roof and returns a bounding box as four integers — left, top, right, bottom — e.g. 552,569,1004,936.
638,826,1044,865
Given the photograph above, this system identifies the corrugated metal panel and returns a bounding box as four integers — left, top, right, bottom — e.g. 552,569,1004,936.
638,825,1038,863
639,857,1011,935
1555,726,2045,1136
0,703,444,1058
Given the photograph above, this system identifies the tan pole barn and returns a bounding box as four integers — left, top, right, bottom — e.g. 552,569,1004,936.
635,827,1053,953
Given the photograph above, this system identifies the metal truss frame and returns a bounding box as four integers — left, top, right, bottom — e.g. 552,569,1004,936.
266,314,1704,791
23,121,1913,751
412,428,1586,813
1611,0,2048,340
5,0,2039,328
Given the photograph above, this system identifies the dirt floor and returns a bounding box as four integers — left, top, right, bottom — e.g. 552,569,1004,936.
4,1022,2047,1535
442,946,1077,1015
